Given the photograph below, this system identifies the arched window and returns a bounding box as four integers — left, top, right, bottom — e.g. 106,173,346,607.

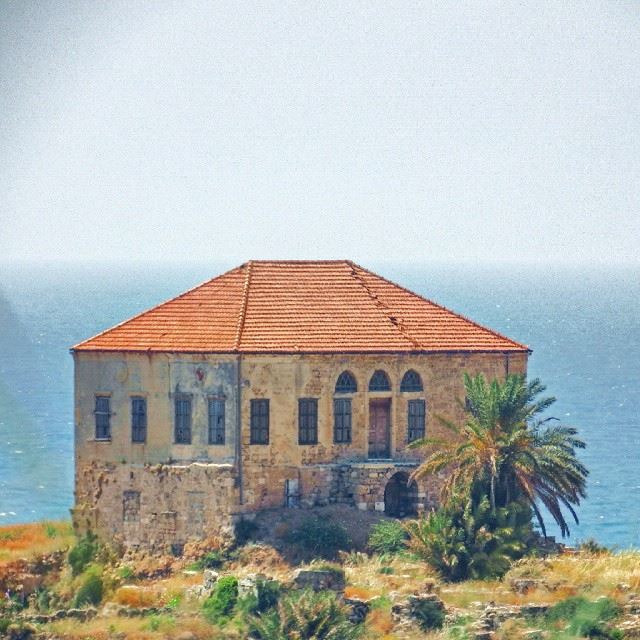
400,370,423,392
335,371,357,394
369,370,391,392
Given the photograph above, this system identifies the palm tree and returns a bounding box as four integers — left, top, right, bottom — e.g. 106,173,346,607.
410,373,588,537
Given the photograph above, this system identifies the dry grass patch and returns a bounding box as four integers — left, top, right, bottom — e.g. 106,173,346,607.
0,521,73,562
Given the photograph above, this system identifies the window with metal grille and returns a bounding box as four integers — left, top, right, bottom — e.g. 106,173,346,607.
131,396,147,443
175,396,192,444
250,399,269,444
408,399,426,443
335,371,357,394
400,370,423,392
95,395,111,440
369,370,391,391
333,398,352,443
298,398,318,444
208,398,225,445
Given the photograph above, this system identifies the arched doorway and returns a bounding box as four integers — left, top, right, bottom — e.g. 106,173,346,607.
384,472,417,517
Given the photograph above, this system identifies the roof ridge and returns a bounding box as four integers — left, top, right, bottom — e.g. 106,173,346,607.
234,260,253,351
346,261,423,350
348,261,529,352
71,264,245,351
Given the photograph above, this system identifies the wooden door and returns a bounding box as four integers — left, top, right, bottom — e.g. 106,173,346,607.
368,399,391,459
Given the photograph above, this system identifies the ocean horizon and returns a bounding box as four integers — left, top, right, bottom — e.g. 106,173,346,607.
0,260,638,548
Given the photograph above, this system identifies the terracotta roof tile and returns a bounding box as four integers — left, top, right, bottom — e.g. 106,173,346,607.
72,260,529,353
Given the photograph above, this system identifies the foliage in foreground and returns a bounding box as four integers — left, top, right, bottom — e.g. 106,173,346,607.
202,575,239,624
367,519,408,555
73,567,103,607
411,373,588,537
405,496,531,581
284,518,352,559
544,596,622,639
68,532,99,576
247,589,361,640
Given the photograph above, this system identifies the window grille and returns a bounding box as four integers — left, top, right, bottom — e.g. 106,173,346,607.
175,396,192,444
400,370,423,392
408,399,426,442
335,371,357,393
369,370,391,392
298,398,318,444
95,396,111,440
131,396,146,443
208,398,225,444
250,399,269,444
333,398,352,443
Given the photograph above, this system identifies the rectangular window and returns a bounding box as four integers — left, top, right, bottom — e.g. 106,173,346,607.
208,398,225,445
131,396,147,443
123,490,140,522
408,399,426,443
175,396,192,444
95,395,111,440
333,398,352,443
298,398,318,445
250,399,269,444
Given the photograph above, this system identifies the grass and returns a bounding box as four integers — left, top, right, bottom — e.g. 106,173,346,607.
0,521,73,562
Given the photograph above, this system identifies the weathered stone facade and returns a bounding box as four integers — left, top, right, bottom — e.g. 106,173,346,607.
73,350,527,551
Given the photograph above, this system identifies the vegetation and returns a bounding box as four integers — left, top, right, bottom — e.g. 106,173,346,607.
68,531,99,576
543,596,622,639
284,517,352,559
73,567,104,607
367,519,408,555
247,589,362,640
411,373,588,537
202,575,239,624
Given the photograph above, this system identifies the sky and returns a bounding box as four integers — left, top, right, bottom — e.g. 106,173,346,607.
1,1,639,265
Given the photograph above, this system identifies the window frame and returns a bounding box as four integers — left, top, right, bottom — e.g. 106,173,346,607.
250,399,270,445
131,396,147,443
94,395,112,441
333,398,352,444
174,394,192,444
407,399,426,443
298,398,318,445
335,371,357,394
208,397,226,445
400,370,423,392
369,370,391,392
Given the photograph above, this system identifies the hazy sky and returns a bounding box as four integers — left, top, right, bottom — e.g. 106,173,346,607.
1,1,639,265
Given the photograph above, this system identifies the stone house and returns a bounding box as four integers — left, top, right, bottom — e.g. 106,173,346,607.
71,260,529,551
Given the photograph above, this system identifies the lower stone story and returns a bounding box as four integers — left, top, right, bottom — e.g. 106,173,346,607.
73,460,441,553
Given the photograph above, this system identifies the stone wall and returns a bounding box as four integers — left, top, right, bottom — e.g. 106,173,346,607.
73,461,238,552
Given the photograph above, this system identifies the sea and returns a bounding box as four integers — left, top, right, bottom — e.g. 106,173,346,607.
0,261,638,548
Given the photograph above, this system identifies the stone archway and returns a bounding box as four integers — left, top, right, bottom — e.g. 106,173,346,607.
383,472,417,517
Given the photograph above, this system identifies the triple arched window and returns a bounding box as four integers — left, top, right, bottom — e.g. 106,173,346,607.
368,370,391,391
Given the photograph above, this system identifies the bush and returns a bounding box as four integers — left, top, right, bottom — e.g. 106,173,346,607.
235,518,259,546
545,596,621,638
74,570,104,607
194,550,225,570
405,497,530,581
118,565,135,581
579,538,610,555
284,518,352,559
202,576,239,624
412,598,445,631
367,520,408,555
238,578,281,617
247,589,362,640
68,532,98,576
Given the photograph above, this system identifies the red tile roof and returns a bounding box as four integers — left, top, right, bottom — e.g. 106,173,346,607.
72,260,529,353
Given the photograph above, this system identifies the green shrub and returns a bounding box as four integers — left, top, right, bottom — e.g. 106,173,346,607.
367,520,408,555
68,532,98,576
412,598,445,630
284,518,352,559
195,550,225,570
579,538,610,555
238,578,281,617
545,596,621,638
235,518,259,546
202,575,239,624
247,589,361,640
118,565,135,581
405,497,530,581
74,570,104,607
378,566,394,575
0,619,10,634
